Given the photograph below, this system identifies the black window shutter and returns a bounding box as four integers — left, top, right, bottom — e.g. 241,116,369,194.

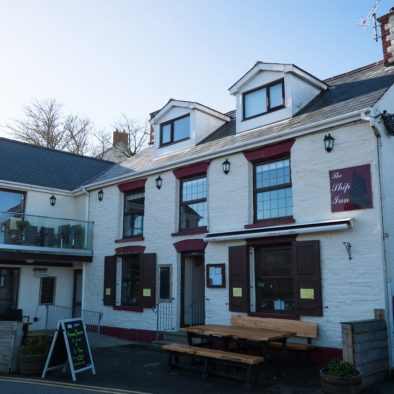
228,245,250,313
103,255,117,306
292,241,322,316
140,253,157,308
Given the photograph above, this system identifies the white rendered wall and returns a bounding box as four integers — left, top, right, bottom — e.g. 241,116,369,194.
16,265,75,330
372,83,394,364
86,120,386,350
24,190,87,222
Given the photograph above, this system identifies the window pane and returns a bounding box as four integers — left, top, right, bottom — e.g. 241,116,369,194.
123,191,144,237
173,116,190,141
121,256,140,306
0,190,24,213
256,187,293,219
256,159,290,188
180,201,207,229
40,277,56,304
257,248,292,276
159,267,171,300
255,279,294,313
182,177,206,202
161,124,171,144
269,82,284,108
244,88,266,118
255,247,293,313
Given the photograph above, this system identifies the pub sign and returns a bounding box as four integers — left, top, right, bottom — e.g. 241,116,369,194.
330,164,372,212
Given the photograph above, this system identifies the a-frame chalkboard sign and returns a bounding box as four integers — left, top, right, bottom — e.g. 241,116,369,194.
42,318,95,382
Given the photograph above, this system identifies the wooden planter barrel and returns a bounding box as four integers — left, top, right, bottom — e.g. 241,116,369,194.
18,353,47,375
320,368,362,394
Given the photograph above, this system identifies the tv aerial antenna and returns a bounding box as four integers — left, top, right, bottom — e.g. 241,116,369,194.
359,0,381,42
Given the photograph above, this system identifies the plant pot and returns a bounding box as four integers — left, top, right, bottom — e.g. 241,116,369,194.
18,353,47,375
320,368,362,394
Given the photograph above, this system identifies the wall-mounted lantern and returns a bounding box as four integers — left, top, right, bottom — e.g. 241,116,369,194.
155,175,162,190
222,158,231,175
98,189,104,202
49,194,56,207
324,134,335,152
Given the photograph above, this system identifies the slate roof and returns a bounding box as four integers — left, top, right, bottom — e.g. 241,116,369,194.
89,61,394,186
0,138,114,191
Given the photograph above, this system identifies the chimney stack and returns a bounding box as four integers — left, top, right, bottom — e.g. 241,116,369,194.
378,8,394,66
113,129,128,147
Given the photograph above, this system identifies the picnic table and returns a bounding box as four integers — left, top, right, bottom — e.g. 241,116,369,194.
180,323,295,375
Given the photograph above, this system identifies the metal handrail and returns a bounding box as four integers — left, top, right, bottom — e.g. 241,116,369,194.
155,298,175,340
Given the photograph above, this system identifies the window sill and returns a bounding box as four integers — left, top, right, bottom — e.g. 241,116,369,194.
248,312,299,320
115,236,144,243
245,217,295,229
171,226,208,237
113,305,143,313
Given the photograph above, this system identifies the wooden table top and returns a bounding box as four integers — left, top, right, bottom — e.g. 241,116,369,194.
180,324,295,342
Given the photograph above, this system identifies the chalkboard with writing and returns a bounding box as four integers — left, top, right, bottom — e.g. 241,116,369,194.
42,318,95,382
63,319,91,370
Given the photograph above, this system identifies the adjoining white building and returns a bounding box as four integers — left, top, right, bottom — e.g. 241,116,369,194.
81,8,394,363
2,6,394,368
0,138,114,329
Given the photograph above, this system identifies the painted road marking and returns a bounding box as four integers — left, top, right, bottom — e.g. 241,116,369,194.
0,377,152,394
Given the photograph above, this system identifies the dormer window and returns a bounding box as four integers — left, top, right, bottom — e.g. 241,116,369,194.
243,79,284,120
160,114,190,146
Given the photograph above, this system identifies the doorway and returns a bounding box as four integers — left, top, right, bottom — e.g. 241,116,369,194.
180,253,205,327
0,268,20,317
72,269,82,317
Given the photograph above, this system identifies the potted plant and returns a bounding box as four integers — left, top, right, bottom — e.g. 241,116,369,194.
18,335,49,375
320,358,362,394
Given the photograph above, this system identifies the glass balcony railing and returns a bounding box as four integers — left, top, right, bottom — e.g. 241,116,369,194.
0,211,93,253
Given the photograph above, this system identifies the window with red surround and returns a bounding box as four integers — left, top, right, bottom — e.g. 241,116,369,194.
243,140,294,163
115,237,144,243
117,178,147,192
173,161,210,179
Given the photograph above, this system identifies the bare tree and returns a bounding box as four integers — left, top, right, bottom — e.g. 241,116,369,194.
93,115,148,161
7,99,94,155
91,129,112,159
113,114,149,157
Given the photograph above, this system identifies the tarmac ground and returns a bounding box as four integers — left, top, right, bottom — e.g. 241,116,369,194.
1,339,394,393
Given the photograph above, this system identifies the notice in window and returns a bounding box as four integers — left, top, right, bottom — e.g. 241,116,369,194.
143,288,151,297
209,267,222,286
232,288,242,297
105,288,111,296
330,164,372,212
300,288,315,300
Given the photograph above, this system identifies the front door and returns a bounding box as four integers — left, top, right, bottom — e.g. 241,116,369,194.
0,268,20,317
72,269,82,317
180,254,205,327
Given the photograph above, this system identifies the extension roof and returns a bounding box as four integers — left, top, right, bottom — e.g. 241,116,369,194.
0,138,114,191
89,61,394,186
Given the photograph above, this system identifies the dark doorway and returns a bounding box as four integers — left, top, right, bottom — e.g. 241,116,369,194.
180,253,205,327
72,269,82,317
0,267,20,316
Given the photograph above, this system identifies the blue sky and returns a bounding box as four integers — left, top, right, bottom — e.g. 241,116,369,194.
0,0,392,138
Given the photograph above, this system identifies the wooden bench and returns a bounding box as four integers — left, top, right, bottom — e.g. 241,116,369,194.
162,343,264,387
231,315,318,356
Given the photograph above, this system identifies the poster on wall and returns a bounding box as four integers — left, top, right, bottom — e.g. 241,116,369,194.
330,164,372,212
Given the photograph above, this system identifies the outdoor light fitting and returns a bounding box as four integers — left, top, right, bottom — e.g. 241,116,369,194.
324,134,335,152
98,189,104,201
155,175,162,190
343,242,352,260
49,194,56,207
222,158,231,175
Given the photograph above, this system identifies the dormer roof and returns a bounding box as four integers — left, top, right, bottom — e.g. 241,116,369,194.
150,99,230,124
228,62,328,94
